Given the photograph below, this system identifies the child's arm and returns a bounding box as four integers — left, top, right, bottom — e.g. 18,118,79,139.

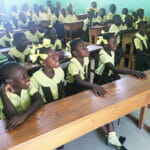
6,92,44,131
74,75,106,96
105,62,146,79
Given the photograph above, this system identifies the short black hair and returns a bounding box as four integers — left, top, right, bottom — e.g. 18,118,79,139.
13,32,25,42
113,15,121,23
70,39,83,55
0,61,24,84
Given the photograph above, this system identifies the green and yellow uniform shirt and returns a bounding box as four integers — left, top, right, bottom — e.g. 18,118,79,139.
25,31,44,43
109,24,127,44
0,23,5,31
18,19,29,28
50,39,62,50
95,48,115,76
30,67,64,102
0,97,5,119
50,14,58,26
134,32,149,51
66,14,78,23
0,53,8,65
82,18,95,31
39,12,49,21
121,14,126,23
23,11,31,20
95,16,107,24
59,14,67,23
0,33,13,47
9,46,31,62
107,12,115,20
32,12,40,22
66,57,89,83
46,7,51,16
11,11,19,20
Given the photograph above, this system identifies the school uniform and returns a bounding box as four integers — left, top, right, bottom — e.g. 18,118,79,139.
93,48,120,85
46,7,51,15
18,20,29,28
0,53,8,65
65,14,78,23
32,12,40,22
50,39,62,50
95,15,107,24
8,46,31,62
0,98,5,119
107,12,115,20
30,67,64,103
11,11,19,20
25,30,44,43
0,23,4,31
50,14,58,26
135,16,149,24
120,14,126,23
134,32,150,71
39,12,49,21
109,24,127,44
65,57,89,96
23,10,31,20
59,14,67,23
0,33,13,47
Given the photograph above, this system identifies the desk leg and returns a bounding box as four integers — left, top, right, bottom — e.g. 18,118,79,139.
138,105,147,129
89,34,92,45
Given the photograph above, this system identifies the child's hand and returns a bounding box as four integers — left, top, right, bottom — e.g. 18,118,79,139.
6,114,26,131
92,84,106,97
4,84,15,93
131,71,146,79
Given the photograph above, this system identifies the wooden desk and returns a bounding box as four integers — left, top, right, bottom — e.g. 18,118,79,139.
1,70,150,150
120,33,135,69
0,47,11,54
88,25,110,44
64,21,83,41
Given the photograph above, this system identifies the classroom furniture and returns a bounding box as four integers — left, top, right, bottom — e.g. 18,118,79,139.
64,21,83,41
76,13,88,20
1,70,150,150
120,33,135,70
88,24,111,44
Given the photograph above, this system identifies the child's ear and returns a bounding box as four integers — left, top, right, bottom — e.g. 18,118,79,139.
72,50,78,57
6,79,14,86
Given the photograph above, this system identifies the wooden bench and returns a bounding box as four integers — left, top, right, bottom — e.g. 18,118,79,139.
64,21,83,41
1,70,150,150
76,13,88,20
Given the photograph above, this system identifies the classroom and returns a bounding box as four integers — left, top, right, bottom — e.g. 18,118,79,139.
0,0,150,150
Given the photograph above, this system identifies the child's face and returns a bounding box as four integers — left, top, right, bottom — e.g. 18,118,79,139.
49,29,57,41
115,17,122,26
15,35,28,50
110,5,116,13
137,10,144,19
122,8,128,15
11,67,30,90
43,50,59,68
108,37,117,51
99,9,105,17
91,2,97,9
74,42,89,57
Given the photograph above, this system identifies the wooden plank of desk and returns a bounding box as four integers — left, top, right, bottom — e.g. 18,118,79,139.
87,45,102,53
1,71,150,150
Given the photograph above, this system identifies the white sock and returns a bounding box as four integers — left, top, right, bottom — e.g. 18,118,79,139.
107,132,121,147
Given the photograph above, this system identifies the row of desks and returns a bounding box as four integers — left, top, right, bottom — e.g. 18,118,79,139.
0,70,150,150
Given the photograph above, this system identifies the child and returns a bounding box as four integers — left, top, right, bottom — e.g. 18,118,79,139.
59,8,67,23
18,12,29,29
29,47,65,104
134,23,150,71
109,15,127,64
44,27,62,51
0,22,14,48
95,8,107,25
50,6,58,27
94,33,146,85
81,9,96,42
32,4,40,23
121,8,128,23
87,1,98,14
0,53,9,66
56,2,62,16
39,5,49,21
46,0,52,16
65,39,106,97
124,15,136,32
66,4,78,23
25,21,44,44
8,32,31,62
107,4,116,21
21,3,31,21
0,61,44,130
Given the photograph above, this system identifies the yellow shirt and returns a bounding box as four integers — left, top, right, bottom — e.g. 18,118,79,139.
0,97,5,119
0,23,4,30
121,14,126,22
0,33,13,47
134,32,148,51
82,18,95,31
9,46,31,62
59,14,67,23
30,67,64,102
95,48,115,76
50,14,58,26
50,39,62,50
11,11,19,20
107,12,115,20
66,57,89,83
66,14,78,23
18,19,29,28
39,12,49,21
25,31,44,43
95,16,107,24
32,12,40,22
109,24,127,44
